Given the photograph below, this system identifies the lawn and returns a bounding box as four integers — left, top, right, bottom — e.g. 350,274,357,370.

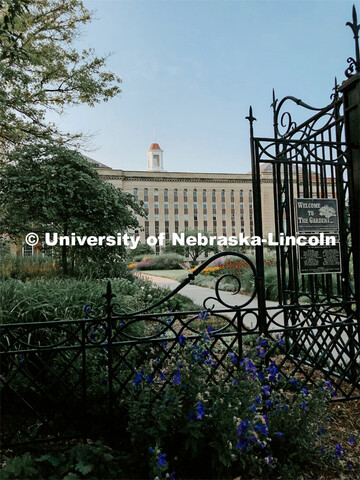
139,269,189,282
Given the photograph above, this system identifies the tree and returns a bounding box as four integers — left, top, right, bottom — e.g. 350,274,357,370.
0,144,144,274
0,0,121,155
164,229,218,265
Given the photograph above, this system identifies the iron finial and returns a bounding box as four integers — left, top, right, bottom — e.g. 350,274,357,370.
331,77,339,100
246,106,257,125
345,5,360,78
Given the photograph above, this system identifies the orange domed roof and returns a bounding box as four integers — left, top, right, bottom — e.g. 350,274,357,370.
149,143,161,150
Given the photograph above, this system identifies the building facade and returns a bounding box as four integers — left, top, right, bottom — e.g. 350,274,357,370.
96,143,276,250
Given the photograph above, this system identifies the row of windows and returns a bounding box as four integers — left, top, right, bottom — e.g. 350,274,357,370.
134,188,252,198
144,201,248,210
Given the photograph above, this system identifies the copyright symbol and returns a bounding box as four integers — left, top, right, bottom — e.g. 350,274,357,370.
25,232,39,246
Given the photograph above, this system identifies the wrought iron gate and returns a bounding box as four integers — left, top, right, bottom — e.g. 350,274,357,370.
247,6,360,402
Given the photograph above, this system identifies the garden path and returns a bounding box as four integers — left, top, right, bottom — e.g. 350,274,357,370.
138,273,283,330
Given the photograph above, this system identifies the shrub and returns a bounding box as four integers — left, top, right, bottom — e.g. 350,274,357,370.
122,335,343,479
0,254,57,281
134,253,184,271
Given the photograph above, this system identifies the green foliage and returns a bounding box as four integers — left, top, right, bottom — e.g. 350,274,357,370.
164,229,218,264
0,0,121,152
0,254,57,280
122,336,339,479
0,276,199,324
135,253,184,271
0,144,144,274
1,441,125,479
126,242,154,261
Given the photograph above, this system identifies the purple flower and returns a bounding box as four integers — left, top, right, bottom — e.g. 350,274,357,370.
237,419,250,436
179,334,186,345
265,456,272,466
258,372,265,381
301,387,309,396
325,380,332,389
254,423,268,436
320,446,325,455
302,401,307,411
158,453,167,467
255,396,261,404
196,401,205,419
262,385,271,396
160,371,166,381
173,369,181,385
335,443,344,458
133,372,142,386
229,352,237,365
266,399,272,408
250,404,256,413
349,436,354,446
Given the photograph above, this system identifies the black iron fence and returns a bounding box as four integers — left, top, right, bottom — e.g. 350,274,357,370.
1,251,359,448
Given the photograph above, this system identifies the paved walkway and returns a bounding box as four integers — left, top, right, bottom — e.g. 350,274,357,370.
138,273,282,329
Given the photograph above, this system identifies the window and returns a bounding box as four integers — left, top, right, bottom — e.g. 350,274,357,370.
144,188,148,196
203,214,207,221
249,190,252,198
193,202,197,209
222,202,225,209
193,189,197,197
212,189,216,196
203,202,207,209
133,188,138,195
203,189,206,197
213,215,217,221
165,214,169,221
154,188,158,196
184,202,188,209
231,202,234,209
221,190,225,197
155,214,159,221
164,188,168,196
240,189,243,197
174,202,178,209
212,202,216,209
174,189,178,196
175,214,179,221
222,214,226,220
144,202,149,209
240,202,244,209
164,202,169,209
194,214,198,221
154,202,159,209
184,189,188,196
231,190,234,197
184,213,189,220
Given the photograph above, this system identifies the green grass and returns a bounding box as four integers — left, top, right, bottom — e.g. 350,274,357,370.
139,269,189,282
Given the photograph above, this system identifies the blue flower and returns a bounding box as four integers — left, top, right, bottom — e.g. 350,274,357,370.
160,371,166,381
317,427,326,435
169,472,176,480
255,396,261,404
349,436,354,446
257,372,265,381
173,369,181,385
325,380,332,389
229,352,237,365
196,401,205,420
148,446,153,453
146,375,153,383
179,334,186,345
250,404,256,413
276,432,283,437
265,399,272,408
262,385,271,396
320,446,325,455
301,387,309,395
158,453,167,467
335,443,344,458
265,456,272,466
302,401,307,411
254,423,268,436
133,372,142,386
